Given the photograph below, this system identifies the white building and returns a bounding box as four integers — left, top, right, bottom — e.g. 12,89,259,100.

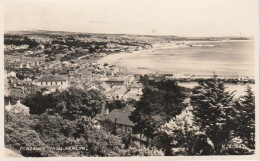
7,71,16,78
35,75,68,92
129,84,143,95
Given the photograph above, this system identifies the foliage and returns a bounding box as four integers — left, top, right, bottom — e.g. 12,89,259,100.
130,81,186,138
4,36,39,48
160,106,214,155
161,106,198,154
4,95,22,105
5,112,54,157
32,114,126,156
24,87,107,119
32,113,76,139
49,88,106,119
36,114,126,156
190,78,236,154
221,137,254,155
126,141,164,156
6,74,255,156
81,128,126,156
156,81,187,117
5,111,128,157
23,92,53,114
139,74,149,86
106,100,126,111
234,85,255,149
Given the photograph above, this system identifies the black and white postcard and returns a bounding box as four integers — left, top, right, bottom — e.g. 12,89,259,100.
1,0,259,160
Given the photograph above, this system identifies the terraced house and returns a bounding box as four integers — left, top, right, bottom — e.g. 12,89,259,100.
35,75,68,94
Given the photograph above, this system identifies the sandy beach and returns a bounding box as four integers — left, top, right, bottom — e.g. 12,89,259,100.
97,42,188,68
97,40,254,75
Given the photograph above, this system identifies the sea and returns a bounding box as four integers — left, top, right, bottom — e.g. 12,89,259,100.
113,40,255,97
118,40,254,76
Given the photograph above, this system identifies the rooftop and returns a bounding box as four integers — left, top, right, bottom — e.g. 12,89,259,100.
101,105,135,126
106,77,125,82
37,75,67,82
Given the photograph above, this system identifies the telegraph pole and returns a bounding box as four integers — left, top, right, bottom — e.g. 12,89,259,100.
114,118,118,135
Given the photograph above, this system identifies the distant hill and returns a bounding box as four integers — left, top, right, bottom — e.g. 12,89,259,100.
229,37,250,40
4,30,253,42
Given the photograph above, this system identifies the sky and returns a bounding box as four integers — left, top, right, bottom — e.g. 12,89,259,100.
4,0,259,37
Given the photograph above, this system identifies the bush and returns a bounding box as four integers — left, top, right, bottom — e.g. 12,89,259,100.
126,141,164,156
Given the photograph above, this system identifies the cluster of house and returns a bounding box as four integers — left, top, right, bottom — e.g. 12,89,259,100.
5,71,137,135
93,76,143,101
3,35,155,136
100,43,151,53
5,60,143,135
19,60,45,69
32,72,143,102
52,35,152,53
4,35,153,98
4,43,45,58
5,55,45,70
5,61,139,135
15,54,142,100
4,70,37,98
4,44,29,50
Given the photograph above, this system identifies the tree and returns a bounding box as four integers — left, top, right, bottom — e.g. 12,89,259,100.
81,128,126,156
221,137,254,155
31,113,127,156
139,74,149,86
5,95,22,105
24,87,107,120
5,112,54,157
190,77,236,154
234,85,255,149
5,111,127,157
156,81,187,118
106,99,126,111
54,88,106,119
24,92,53,114
32,113,75,139
160,106,214,155
130,87,165,138
126,141,164,156
130,81,186,139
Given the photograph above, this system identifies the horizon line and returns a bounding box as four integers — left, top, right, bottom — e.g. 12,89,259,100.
3,29,254,38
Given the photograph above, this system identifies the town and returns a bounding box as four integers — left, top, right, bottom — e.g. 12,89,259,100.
4,32,153,99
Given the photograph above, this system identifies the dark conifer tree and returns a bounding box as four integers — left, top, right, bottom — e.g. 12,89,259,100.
190,76,236,154
235,85,255,149
130,81,186,139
